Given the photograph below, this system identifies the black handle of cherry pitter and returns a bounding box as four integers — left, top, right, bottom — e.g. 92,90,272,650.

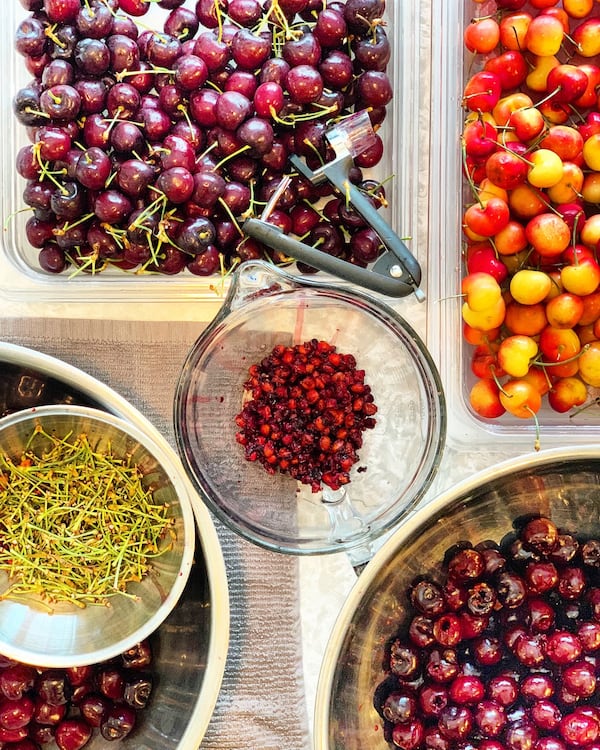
242,219,421,299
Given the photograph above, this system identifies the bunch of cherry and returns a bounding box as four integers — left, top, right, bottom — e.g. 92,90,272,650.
461,1,600,422
375,516,600,750
0,639,154,750
13,0,392,278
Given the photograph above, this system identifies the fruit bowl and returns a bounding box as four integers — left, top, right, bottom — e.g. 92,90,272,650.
0,341,229,749
0,403,196,668
314,446,600,749
174,260,446,563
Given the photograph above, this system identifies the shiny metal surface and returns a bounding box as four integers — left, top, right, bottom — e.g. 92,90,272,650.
0,342,229,748
315,447,600,750
0,404,196,667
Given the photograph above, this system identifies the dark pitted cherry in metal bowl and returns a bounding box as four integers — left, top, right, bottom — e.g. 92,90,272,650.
314,447,600,750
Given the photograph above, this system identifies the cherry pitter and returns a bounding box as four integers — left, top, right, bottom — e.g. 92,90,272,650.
242,110,425,301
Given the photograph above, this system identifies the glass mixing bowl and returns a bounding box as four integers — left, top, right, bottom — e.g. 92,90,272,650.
174,261,446,562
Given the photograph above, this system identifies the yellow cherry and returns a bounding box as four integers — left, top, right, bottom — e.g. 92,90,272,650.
510,269,553,304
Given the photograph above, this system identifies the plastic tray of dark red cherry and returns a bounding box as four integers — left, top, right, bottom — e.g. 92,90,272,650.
5,0,395,297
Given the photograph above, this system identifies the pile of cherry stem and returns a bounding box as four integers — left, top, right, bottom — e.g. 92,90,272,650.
13,0,393,278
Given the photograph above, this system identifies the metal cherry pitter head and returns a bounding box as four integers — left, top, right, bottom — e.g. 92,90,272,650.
242,110,425,301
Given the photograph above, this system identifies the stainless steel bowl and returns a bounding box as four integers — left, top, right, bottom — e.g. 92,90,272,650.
0,403,196,667
315,447,600,749
0,342,229,748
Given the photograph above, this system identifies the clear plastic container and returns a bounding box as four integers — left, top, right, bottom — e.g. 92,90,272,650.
0,2,425,306
427,0,600,450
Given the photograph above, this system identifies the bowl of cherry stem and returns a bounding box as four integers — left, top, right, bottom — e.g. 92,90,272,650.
0,403,196,669
314,445,600,750
174,260,445,564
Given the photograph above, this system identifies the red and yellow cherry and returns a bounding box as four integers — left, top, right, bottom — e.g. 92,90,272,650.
478,178,508,204
483,50,528,90
527,148,564,188
525,14,564,56
562,243,596,265
509,184,546,219
498,335,539,377
537,99,572,125
471,342,505,379
499,12,532,50
499,378,543,419
504,301,548,336
463,322,501,345
541,6,570,31
463,154,487,186
530,0,561,8
494,220,528,257
492,92,533,126
546,64,590,104
469,378,506,418
464,17,500,54
582,133,600,170
577,341,600,386
484,148,529,190
465,244,509,283
546,162,584,205
561,258,600,297
562,0,594,18
539,325,582,378
578,110,600,141
463,71,502,113
582,172,600,203
540,125,584,161
462,295,506,331
572,17,600,57
556,202,585,233
463,119,497,159
573,63,600,108
463,197,510,237
548,376,588,412
522,365,552,396
508,106,546,142
525,213,571,258
576,322,597,344
510,269,553,304
461,272,502,311
526,54,560,92
579,291,600,326
545,292,585,329
580,215,600,251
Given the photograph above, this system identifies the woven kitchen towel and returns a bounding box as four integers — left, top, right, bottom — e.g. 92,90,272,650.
0,317,311,750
